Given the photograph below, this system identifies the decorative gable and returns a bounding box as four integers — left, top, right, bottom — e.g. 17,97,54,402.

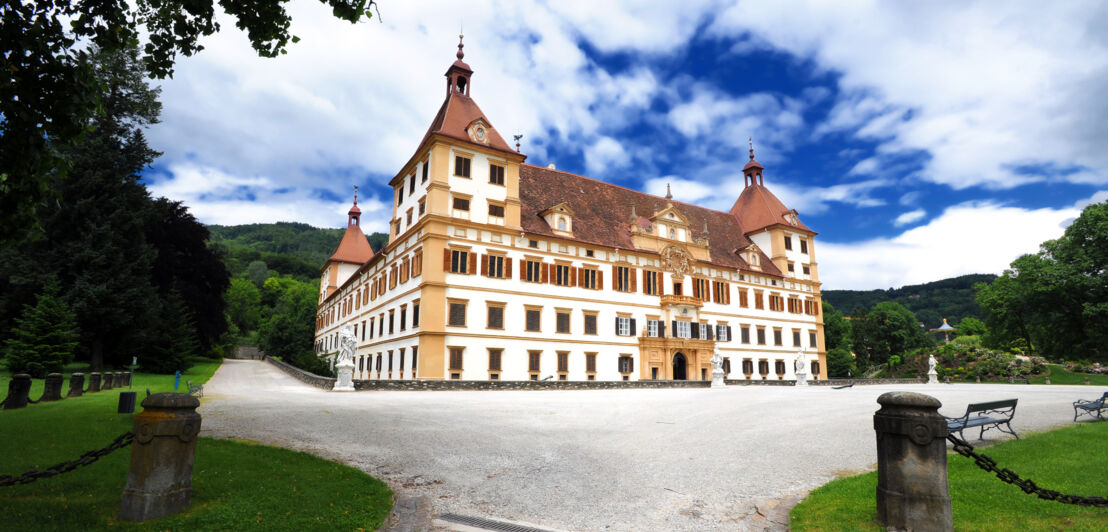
740,243,763,270
540,202,575,236
467,118,491,146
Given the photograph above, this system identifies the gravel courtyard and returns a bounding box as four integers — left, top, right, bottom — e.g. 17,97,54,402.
199,359,1098,531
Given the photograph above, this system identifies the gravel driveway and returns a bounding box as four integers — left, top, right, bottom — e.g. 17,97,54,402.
199,359,1098,531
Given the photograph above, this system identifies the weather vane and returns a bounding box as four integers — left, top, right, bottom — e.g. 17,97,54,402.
513,134,523,153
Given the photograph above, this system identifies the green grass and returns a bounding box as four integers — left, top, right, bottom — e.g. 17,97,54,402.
1028,364,1108,385
791,422,1108,531
0,359,392,530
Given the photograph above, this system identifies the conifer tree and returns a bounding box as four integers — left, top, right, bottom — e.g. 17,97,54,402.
3,282,79,378
143,291,199,374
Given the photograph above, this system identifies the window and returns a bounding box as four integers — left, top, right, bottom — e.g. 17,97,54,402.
412,250,423,277
618,356,634,374
802,264,810,275
396,186,403,205
738,289,749,308
699,323,712,340
675,321,692,339
406,209,413,227
723,358,731,375
557,218,566,231
585,249,594,257
488,163,505,185
554,264,573,286
369,318,375,339
449,249,470,274
754,290,764,310
586,353,597,373
388,311,395,334
379,313,385,336
454,155,471,177
756,327,766,345
743,359,753,375
716,324,731,342
528,239,539,249
647,319,662,337
713,281,730,304
556,310,571,333
449,347,463,370
361,320,366,341
672,282,682,295
615,266,633,292
400,306,407,331
775,360,786,376
413,301,420,327
788,297,802,314
411,347,418,378
800,239,808,254
810,331,818,348
452,196,470,212
769,294,784,312
487,304,504,329
616,316,635,336
409,172,416,194
759,360,769,375
581,268,599,289
784,236,792,250
418,198,426,216
488,348,502,371
488,203,505,218
448,301,467,326
643,270,659,295
811,361,820,377
774,329,783,346
421,160,428,183
528,351,541,373
484,254,505,278
692,278,710,300
793,329,801,346
787,262,795,273
525,308,541,332
557,352,569,373
525,260,544,283
584,313,597,335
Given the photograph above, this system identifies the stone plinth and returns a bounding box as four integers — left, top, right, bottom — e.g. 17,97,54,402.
41,373,65,401
3,374,31,410
87,372,102,392
873,391,953,532
927,369,939,385
68,373,85,397
333,362,355,391
711,369,725,389
795,371,808,387
119,393,202,522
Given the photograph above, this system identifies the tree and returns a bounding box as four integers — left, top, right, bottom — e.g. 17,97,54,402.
955,317,987,337
3,282,79,378
1,1,379,243
825,347,855,378
144,291,199,374
247,260,271,288
258,278,329,375
226,278,262,334
822,301,851,352
850,302,932,370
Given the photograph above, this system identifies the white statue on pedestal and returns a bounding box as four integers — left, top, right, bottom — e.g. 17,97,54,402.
927,354,939,385
710,352,725,388
333,325,356,391
794,351,808,387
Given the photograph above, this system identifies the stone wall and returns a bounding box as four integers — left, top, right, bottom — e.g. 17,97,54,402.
353,379,712,391
265,357,336,389
231,346,266,360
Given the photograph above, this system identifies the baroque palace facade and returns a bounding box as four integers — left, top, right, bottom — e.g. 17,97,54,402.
314,41,827,382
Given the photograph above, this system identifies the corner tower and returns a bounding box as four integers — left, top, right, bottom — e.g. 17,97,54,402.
320,188,374,302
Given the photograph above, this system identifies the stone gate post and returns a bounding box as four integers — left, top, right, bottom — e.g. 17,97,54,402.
41,373,64,402
3,374,32,410
873,391,953,531
68,373,85,397
119,393,202,522
87,372,102,393
102,372,115,390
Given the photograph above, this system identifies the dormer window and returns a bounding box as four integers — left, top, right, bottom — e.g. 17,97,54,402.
541,203,574,237
557,218,566,231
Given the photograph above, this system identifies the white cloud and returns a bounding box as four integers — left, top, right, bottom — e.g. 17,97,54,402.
818,201,1085,290
893,209,926,226
584,136,629,174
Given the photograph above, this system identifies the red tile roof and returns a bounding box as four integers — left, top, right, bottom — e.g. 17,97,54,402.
418,91,515,155
519,164,781,275
328,224,374,265
729,183,814,234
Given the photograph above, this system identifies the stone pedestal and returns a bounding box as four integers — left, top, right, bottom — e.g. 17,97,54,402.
1045,377,1051,385
41,373,64,401
927,369,939,385
68,373,85,397
873,391,953,532
795,371,808,387
119,393,202,522
102,372,115,390
333,362,355,391
87,372,102,393
711,368,725,389
3,374,31,410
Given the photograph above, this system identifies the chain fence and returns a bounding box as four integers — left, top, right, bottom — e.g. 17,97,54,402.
947,433,1108,507
0,431,134,487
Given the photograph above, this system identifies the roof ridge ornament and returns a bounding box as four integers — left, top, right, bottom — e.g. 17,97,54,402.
457,33,464,60
665,183,673,201
749,137,755,161
353,185,358,207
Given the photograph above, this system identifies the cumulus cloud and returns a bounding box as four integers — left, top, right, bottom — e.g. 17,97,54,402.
893,209,926,226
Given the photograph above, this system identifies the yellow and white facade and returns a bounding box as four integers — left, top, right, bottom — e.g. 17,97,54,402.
314,41,827,382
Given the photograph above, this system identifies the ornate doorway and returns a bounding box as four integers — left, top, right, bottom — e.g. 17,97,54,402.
672,352,687,380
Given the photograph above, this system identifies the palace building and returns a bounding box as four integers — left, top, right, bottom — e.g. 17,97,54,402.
314,39,827,382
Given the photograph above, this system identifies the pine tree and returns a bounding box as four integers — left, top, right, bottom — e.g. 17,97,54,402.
3,282,79,378
143,291,199,374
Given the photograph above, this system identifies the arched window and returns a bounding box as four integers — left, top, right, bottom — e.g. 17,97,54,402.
557,217,566,231
669,228,676,239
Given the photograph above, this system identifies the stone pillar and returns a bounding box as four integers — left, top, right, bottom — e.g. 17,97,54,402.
119,393,202,522
115,372,125,387
873,391,953,532
1045,376,1051,385
67,373,86,397
1085,377,1090,385
40,373,65,402
102,372,115,390
334,360,355,391
3,374,32,410
87,372,102,393
123,372,133,386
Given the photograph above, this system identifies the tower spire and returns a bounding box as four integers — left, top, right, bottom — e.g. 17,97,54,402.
743,137,764,187
665,183,673,201
457,33,464,60
347,186,362,226
749,137,755,161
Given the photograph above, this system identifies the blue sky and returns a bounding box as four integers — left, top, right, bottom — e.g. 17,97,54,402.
142,1,1108,289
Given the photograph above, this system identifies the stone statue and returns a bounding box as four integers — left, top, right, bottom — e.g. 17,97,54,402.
927,354,939,385
711,352,724,372
710,351,725,389
337,325,356,367
928,354,936,374
795,351,806,374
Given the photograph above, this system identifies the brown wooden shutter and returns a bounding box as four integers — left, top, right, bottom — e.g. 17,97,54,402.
443,249,451,271
658,273,664,295
577,267,584,287
541,263,549,283
611,265,618,289
468,252,476,275
480,254,488,276
598,270,604,290
571,267,578,287
630,268,637,292
505,257,513,278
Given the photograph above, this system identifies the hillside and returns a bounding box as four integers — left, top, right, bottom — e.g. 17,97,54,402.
207,222,388,281
822,273,996,328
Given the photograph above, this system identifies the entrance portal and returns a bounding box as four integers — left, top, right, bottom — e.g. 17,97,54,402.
672,353,687,380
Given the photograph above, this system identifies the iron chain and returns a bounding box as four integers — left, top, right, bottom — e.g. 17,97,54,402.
0,431,134,487
947,433,1108,508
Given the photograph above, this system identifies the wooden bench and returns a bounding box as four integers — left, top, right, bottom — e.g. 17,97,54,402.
1073,391,1108,422
945,399,1019,441
186,380,203,398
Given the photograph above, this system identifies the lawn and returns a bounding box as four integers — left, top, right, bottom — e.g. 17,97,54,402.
1029,364,1108,385
790,422,1108,531
0,359,392,530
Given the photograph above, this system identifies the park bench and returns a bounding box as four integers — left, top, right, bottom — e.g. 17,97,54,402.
945,399,1019,441
186,380,203,398
1073,391,1108,422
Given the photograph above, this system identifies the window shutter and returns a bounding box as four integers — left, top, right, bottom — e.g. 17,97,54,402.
518,259,525,279
615,317,622,335
727,325,733,340
611,265,618,289
671,320,677,337
480,254,488,276
630,268,637,292
571,267,578,287
630,319,637,336
505,257,513,278
629,357,634,373
577,267,584,287
691,324,700,339
541,263,549,283
706,326,713,341
597,271,604,289
468,252,476,275
443,249,451,271
658,274,664,295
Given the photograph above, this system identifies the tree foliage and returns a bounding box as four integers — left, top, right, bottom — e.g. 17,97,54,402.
822,301,851,352
976,201,1108,361
3,282,79,378
823,273,995,329
1,1,378,242
257,277,330,375
849,301,933,370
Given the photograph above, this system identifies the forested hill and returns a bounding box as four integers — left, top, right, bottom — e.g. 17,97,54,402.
822,273,997,328
207,222,388,281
